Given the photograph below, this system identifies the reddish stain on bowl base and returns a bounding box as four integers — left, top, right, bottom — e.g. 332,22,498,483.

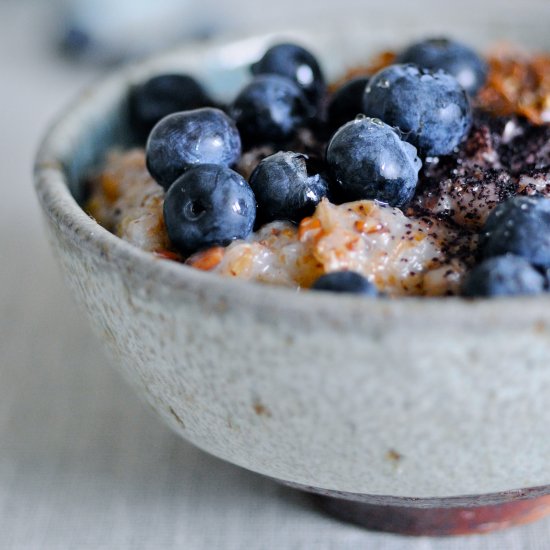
316,494,550,536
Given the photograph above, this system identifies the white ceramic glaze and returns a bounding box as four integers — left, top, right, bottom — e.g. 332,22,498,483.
34,24,550,504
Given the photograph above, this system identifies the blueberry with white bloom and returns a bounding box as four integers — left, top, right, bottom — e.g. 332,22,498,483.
146,107,241,190
362,64,472,156
249,151,329,224
325,116,421,207
480,196,550,268
397,38,488,95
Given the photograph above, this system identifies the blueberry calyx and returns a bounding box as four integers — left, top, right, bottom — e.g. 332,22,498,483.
163,164,256,255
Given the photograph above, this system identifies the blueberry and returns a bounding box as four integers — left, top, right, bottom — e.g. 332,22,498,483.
397,38,488,95
229,75,312,146
327,77,369,133
129,74,213,140
325,117,421,207
251,43,326,107
311,271,379,295
248,151,328,224
461,255,544,297
146,107,241,190
542,268,550,291
362,64,472,156
480,196,550,267
163,164,256,255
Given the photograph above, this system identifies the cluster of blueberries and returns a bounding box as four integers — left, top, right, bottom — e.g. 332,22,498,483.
131,38,549,297
462,197,550,297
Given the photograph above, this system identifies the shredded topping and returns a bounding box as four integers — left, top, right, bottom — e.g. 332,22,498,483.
477,49,550,124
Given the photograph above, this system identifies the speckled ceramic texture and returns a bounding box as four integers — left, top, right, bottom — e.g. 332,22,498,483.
34,24,550,505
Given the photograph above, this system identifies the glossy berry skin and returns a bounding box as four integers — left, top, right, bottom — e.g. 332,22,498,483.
129,74,213,140
461,255,544,297
249,151,329,224
362,64,472,156
251,43,326,107
325,117,421,207
229,75,312,146
479,196,550,268
311,271,379,295
146,108,241,190
327,77,369,133
163,164,256,256
397,38,488,95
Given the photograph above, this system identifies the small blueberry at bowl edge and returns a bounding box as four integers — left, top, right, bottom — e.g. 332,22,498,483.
311,271,379,295
251,42,326,108
461,255,544,297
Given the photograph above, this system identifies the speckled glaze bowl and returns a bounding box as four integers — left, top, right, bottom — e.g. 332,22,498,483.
35,18,550,535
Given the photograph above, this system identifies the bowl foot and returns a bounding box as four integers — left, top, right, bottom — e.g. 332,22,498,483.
315,494,550,536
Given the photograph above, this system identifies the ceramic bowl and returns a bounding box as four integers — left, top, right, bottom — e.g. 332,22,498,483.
34,21,550,521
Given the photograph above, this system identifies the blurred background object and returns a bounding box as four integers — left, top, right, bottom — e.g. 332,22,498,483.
56,0,221,63
53,0,549,64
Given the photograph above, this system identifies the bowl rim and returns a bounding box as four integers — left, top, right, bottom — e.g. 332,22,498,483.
33,32,550,327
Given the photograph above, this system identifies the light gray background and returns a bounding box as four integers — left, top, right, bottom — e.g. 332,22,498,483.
2,1,550,548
